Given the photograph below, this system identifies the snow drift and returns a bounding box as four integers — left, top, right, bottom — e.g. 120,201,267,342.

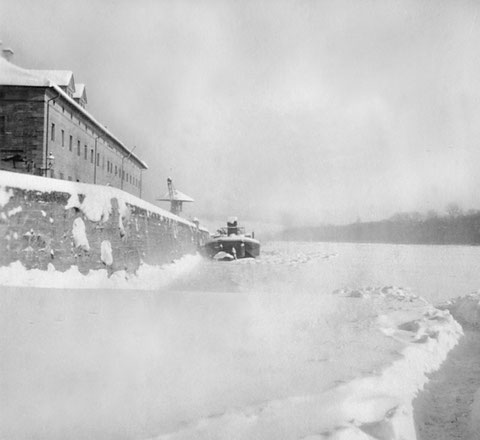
0,247,464,440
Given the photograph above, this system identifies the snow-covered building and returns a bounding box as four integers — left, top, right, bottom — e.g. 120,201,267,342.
0,51,147,197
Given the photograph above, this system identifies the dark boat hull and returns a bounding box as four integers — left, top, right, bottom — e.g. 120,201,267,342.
202,236,260,259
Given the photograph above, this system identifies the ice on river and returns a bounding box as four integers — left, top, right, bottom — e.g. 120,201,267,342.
1,242,480,439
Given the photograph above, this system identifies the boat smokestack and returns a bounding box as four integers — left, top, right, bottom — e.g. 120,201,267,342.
227,217,238,235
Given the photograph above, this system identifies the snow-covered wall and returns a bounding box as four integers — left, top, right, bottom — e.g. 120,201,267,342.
0,171,209,273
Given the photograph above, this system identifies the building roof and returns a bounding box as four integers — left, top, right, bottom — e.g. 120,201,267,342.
0,58,148,170
157,189,194,203
73,83,87,102
29,69,74,88
0,57,50,86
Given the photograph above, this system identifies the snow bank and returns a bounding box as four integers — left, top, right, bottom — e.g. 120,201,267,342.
440,292,480,330
0,254,203,290
147,287,462,440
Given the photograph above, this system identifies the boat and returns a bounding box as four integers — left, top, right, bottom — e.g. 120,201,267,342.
202,217,260,260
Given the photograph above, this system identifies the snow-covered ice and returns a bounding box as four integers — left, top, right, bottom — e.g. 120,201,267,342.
2,241,480,439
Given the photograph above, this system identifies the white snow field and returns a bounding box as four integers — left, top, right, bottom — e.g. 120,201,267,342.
1,241,480,439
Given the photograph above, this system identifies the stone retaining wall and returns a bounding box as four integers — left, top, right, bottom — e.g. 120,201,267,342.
0,171,210,273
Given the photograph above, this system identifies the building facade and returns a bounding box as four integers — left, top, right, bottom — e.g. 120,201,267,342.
0,56,147,197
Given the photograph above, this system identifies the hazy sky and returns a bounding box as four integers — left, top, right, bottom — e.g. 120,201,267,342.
1,0,480,226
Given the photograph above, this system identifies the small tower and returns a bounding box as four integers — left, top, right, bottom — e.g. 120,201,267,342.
157,177,194,216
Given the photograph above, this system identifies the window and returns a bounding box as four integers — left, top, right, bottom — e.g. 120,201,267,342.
96,152,100,166
69,135,73,151
90,149,94,163
61,129,65,147
51,123,55,141
59,172,64,180
77,140,81,156
107,160,110,173
84,145,88,160
115,165,117,176
0,115,5,134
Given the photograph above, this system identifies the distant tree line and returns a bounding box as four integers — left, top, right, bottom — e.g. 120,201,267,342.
277,204,480,245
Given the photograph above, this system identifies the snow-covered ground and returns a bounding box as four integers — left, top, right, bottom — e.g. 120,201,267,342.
1,242,480,439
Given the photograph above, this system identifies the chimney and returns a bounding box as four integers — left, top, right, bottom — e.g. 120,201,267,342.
2,48,14,62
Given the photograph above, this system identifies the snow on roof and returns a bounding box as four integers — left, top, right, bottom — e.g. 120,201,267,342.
157,189,194,202
0,58,148,170
0,57,50,86
73,83,87,100
29,69,74,88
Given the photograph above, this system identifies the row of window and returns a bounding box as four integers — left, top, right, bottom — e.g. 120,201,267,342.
56,170,140,188
53,100,88,127
50,123,140,188
105,159,140,186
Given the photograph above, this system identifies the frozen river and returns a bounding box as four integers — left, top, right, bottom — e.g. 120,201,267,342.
1,241,480,439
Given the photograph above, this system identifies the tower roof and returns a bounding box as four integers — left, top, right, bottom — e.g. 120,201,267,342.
73,83,87,101
157,188,194,203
